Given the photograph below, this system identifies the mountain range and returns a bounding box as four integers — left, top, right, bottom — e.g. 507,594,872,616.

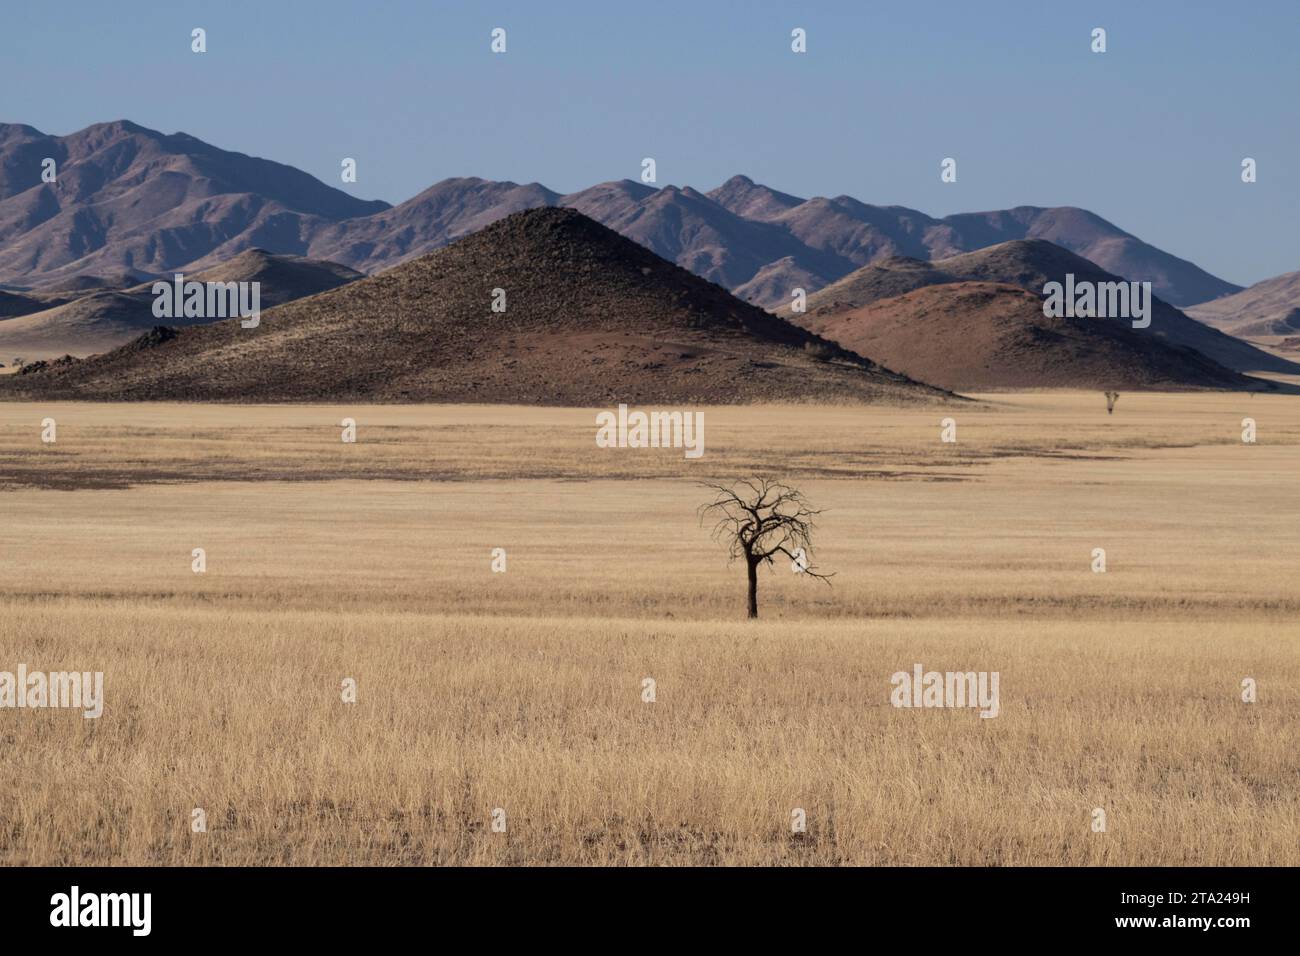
0,120,1250,311
3,119,1298,400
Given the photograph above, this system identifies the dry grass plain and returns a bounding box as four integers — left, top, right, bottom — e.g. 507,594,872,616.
1,391,1297,865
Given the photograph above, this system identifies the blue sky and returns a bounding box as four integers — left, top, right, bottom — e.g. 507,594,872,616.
3,0,1297,285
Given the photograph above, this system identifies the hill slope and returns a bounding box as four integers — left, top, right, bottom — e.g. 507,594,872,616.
1185,269,1300,340
0,289,51,319
29,271,154,294
3,209,947,405
0,249,363,361
929,206,1239,307
788,240,1295,375
286,177,561,276
798,281,1260,391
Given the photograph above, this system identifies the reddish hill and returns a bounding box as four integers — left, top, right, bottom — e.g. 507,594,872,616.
789,240,1296,376
799,281,1264,391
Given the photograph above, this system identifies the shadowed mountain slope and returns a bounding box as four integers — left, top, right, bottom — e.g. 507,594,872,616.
0,289,50,319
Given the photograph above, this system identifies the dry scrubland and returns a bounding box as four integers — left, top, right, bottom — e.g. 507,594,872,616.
1,392,1298,865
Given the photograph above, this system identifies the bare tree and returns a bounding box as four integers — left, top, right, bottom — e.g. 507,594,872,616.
1104,390,1120,415
699,478,832,619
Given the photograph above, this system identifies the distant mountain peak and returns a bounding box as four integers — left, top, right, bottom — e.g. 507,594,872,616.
0,122,45,140
0,120,392,284
707,175,804,220
85,118,150,135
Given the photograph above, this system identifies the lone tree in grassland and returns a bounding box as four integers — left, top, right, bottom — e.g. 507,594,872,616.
1104,390,1120,415
699,478,833,619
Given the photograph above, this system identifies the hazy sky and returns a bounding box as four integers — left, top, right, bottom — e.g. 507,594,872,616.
4,0,1297,285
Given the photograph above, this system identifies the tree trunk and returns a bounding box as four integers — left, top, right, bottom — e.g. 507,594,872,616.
746,558,758,618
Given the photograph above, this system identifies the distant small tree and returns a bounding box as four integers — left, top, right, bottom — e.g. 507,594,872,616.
12,357,24,369
1104,390,1120,415
699,478,832,619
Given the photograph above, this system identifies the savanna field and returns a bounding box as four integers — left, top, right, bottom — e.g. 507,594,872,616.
1,392,1297,865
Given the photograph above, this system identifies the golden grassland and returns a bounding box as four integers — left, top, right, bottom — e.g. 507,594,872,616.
1,391,1298,865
